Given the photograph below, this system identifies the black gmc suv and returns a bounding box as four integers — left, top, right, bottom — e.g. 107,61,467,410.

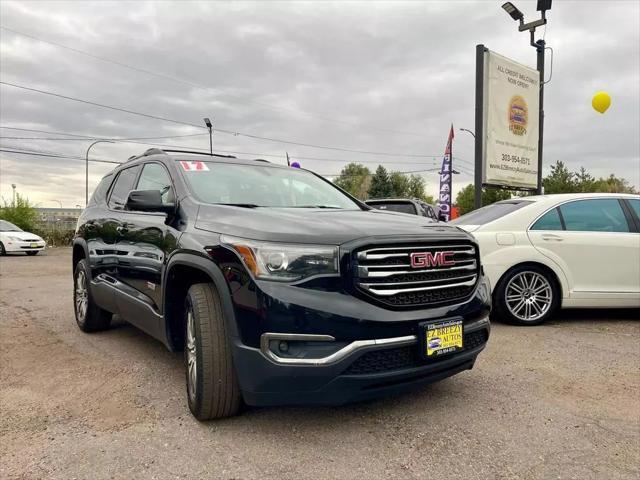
73,148,490,420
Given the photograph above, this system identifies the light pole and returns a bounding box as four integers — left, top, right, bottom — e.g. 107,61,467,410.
501,0,552,195
85,140,114,206
11,184,16,206
459,128,475,139
204,118,213,154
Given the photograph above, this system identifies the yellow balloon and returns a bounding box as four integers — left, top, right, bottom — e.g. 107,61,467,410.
592,91,611,114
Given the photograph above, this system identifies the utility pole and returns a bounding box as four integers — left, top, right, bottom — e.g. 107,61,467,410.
11,184,16,206
501,0,552,196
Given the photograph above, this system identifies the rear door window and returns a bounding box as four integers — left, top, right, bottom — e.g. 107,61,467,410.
559,199,630,233
89,174,114,206
531,208,563,230
108,166,141,210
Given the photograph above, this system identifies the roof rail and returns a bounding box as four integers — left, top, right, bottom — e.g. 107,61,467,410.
161,149,236,159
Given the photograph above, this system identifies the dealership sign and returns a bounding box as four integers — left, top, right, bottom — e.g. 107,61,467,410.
482,50,539,189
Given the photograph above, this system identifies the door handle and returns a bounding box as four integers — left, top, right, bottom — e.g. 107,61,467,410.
116,226,129,235
541,234,563,241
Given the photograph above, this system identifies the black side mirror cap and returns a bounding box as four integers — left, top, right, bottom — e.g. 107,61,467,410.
125,190,176,214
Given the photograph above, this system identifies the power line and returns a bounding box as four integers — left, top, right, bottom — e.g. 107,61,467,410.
0,126,208,141
0,25,427,138
0,81,458,159
0,147,121,164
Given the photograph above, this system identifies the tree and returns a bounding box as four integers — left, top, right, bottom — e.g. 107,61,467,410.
542,160,576,194
593,174,637,193
455,185,513,215
575,167,597,192
368,165,392,198
333,163,371,199
388,171,410,197
0,194,39,232
407,174,435,204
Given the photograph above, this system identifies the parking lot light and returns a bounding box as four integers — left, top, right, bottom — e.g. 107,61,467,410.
502,2,524,21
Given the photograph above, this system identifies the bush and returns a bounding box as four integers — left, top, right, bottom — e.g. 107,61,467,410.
0,194,39,232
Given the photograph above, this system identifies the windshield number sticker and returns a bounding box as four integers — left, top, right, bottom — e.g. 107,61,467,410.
180,160,209,172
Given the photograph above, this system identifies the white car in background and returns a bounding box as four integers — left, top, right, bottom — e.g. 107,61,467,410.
450,193,640,325
0,220,46,256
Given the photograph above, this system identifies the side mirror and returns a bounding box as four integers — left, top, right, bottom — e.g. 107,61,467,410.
125,190,176,214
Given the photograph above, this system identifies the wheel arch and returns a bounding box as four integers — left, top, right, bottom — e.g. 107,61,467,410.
493,261,564,303
162,252,238,352
72,238,89,272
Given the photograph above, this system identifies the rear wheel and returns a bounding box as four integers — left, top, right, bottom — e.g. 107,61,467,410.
73,259,112,332
26,251,39,256
0,242,6,256
493,265,560,326
184,283,242,420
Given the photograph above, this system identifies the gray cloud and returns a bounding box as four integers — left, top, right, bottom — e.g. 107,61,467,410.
1,0,638,208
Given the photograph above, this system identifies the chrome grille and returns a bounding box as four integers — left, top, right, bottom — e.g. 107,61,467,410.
354,242,479,307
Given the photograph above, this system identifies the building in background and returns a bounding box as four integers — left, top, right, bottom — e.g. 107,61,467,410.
35,208,82,230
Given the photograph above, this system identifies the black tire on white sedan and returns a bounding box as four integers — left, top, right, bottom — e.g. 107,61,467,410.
184,283,242,420
493,265,560,326
73,259,112,332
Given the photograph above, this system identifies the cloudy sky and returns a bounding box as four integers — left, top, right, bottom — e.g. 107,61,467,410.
1,0,638,208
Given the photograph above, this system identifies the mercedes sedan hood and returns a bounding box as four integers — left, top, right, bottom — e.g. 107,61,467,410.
195,205,468,244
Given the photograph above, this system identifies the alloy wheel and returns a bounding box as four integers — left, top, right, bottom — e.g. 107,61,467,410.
186,308,197,403
505,271,553,322
75,270,88,322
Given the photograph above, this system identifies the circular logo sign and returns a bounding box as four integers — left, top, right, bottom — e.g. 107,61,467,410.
508,95,528,136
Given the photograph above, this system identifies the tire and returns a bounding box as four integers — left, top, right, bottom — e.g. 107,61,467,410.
73,259,112,332
184,283,242,420
492,265,560,326
0,242,5,256
26,251,39,256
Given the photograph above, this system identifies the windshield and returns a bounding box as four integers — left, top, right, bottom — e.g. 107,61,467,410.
367,201,417,215
449,200,533,226
0,220,23,232
179,161,361,209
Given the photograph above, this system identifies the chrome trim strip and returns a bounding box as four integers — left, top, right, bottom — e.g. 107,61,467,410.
358,244,475,254
260,332,417,366
362,277,478,296
360,274,477,288
358,262,476,278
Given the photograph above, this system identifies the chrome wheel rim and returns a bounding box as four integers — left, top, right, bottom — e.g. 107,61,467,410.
186,308,197,403
505,271,552,322
75,270,88,322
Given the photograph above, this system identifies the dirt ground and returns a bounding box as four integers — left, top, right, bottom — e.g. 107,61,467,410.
1,248,638,480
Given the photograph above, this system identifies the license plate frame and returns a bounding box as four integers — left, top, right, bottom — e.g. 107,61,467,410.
419,318,464,359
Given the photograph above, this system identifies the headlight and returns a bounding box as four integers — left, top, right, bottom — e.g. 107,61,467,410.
7,236,22,241
221,235,339,282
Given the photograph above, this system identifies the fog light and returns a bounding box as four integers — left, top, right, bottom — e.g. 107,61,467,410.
278,341,289,353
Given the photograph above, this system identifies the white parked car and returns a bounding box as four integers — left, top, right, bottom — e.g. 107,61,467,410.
450,193,640,325
0,220,46,256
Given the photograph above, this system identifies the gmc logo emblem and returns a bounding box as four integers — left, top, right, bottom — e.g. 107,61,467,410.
410,251,456,268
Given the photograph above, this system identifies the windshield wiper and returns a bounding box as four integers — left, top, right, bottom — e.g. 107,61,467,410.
214,203,261,208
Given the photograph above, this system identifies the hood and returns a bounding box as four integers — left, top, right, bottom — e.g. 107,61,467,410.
1,230,42,240
451,224,481,233
194,206,469,244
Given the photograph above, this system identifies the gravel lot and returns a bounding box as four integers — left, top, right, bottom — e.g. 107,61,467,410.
1,248,638,480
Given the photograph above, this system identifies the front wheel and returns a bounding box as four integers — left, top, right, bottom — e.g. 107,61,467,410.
493,265,560,326
73,259,112,332
184,283,242,420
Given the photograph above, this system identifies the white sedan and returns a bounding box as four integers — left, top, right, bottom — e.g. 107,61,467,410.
0,220,46,256
450,193,640,325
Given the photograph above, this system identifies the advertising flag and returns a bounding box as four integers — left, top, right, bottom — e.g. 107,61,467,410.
437,125,454,222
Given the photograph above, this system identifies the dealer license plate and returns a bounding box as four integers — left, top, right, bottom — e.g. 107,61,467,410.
424,319,463,358
30,243,38,248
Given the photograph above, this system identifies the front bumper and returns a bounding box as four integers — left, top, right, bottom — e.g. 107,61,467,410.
233,315,490,407
3,240,46,252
